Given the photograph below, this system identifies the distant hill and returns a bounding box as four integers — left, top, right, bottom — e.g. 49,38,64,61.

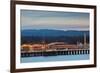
21,29,89,37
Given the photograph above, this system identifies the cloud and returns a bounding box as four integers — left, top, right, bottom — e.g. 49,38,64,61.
21,10,89,30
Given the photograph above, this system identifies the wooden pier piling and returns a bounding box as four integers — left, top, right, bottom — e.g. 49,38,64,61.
21,49,90,57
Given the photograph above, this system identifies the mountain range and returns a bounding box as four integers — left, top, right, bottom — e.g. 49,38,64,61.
21,29,89,37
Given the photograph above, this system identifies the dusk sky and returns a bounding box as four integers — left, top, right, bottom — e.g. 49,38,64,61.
21,10,90,31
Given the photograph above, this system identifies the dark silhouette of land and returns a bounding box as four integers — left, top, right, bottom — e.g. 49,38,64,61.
21,29,89,44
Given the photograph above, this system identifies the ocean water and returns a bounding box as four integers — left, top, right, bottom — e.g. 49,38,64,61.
21,54,89,63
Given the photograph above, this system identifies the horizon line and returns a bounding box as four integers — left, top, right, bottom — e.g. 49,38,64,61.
21,28,89,31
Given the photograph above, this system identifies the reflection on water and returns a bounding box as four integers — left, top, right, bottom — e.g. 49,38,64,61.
21,54,89,63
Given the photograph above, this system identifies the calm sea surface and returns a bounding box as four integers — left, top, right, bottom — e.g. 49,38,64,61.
21,54,89,63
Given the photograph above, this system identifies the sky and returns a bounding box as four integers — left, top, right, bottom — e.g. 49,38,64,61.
21,9,90,31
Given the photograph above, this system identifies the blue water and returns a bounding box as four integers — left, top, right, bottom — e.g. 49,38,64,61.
21,54,89,63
